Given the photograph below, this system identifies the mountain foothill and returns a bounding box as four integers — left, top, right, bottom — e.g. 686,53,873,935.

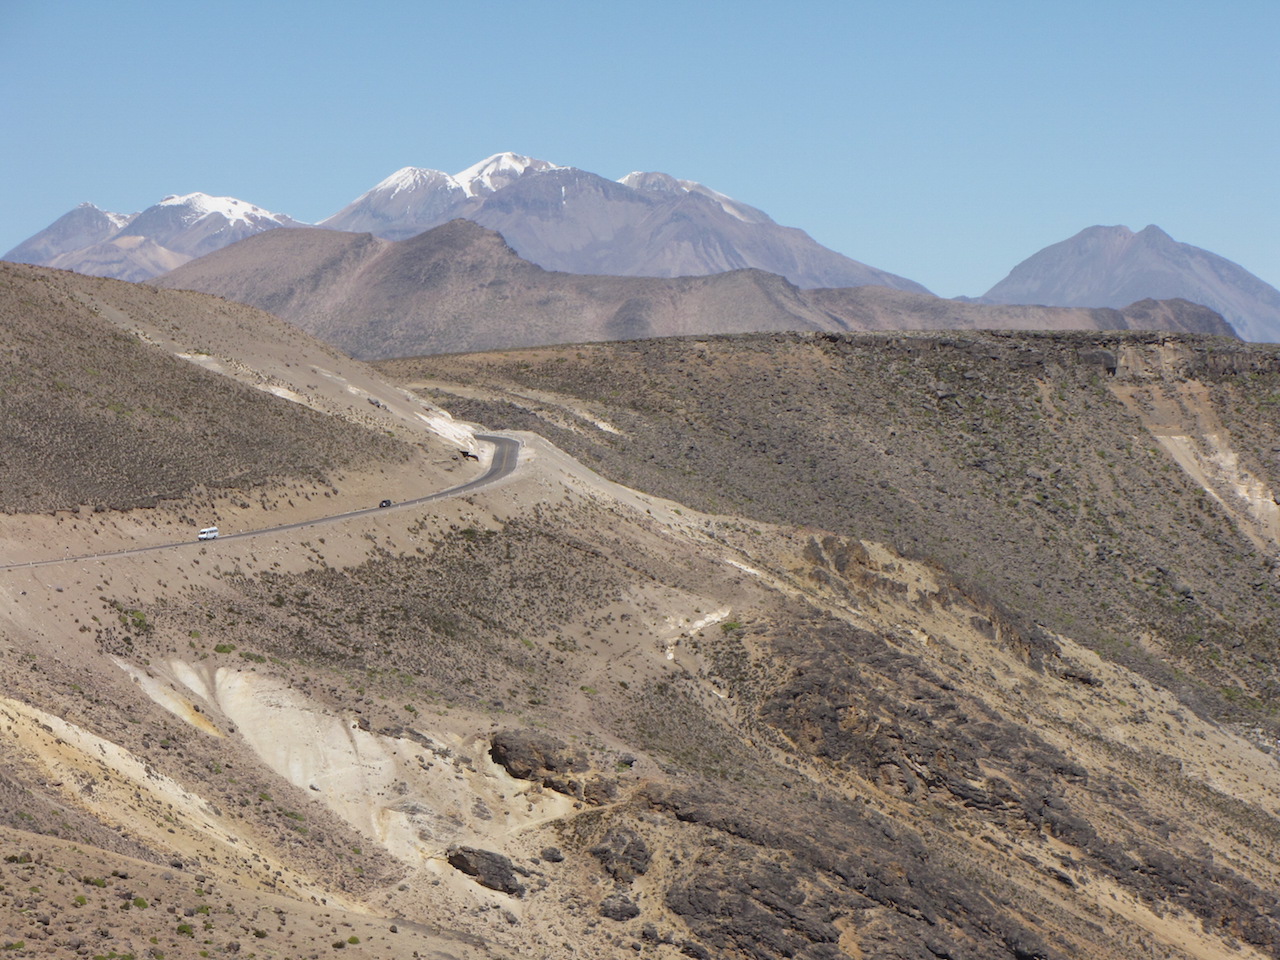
152,218,1234,358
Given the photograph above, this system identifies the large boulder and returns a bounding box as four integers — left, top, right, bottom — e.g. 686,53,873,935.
446,847,525,896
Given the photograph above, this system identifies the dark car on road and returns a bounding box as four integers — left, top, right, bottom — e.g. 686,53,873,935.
379,499,392,508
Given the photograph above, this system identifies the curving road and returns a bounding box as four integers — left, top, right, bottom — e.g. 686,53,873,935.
1,434,521,571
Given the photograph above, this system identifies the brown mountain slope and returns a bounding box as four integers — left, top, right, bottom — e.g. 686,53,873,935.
387,331,1280,730
6,428,1280,959
1,291,1278,959
154,221,1235,358
0,261,483,558
154,221,843,357
0,262,413,515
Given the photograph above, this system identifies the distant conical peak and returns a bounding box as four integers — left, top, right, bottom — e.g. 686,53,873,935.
371,167,456,196
150,192,286,225
981,222,1280,341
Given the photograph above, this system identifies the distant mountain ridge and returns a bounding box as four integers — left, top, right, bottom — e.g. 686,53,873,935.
981,224,1280,341
154,219,1234,359
11,165,1280,340
5,152,928,294
4,193,303,282
319,152,930,293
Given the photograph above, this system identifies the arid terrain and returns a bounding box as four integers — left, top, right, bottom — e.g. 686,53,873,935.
1,262,1279,959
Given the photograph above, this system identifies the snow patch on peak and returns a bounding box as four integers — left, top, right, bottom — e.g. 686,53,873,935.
156,192,288,227
372,166,457,198
72,202,133,229
618,171,683,193
619,171,770,224
452,152,562,197
106,210,134,230
683,181,771,223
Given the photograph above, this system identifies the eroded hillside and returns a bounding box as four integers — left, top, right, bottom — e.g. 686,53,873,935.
397,332,1280,731
0,272,1277,959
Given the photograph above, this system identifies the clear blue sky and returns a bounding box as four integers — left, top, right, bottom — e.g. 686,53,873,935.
2,0,1276,296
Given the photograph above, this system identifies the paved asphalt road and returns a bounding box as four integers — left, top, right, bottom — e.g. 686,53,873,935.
1,434,521,571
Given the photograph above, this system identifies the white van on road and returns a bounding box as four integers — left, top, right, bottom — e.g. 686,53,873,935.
197,527,219,541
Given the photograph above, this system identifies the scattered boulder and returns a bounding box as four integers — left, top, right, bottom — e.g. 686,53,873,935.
490,730,587,781
600,894,641,921
1078,348,1118,374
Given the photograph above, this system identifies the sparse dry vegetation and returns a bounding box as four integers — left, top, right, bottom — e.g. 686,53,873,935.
402,331,1280,730
0,264,410,513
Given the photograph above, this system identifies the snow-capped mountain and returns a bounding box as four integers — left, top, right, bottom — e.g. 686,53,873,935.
617,171,773,224
4,152,928,292
4,193,304,282
321,153,929,292
319,152,561,240
453,152,563,197
317,167,466,240
116,193,304,259
980,225,1280,341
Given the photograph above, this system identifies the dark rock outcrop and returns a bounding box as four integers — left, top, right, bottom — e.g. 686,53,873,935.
599,894,641,922
489,729,616,803
446,847,525,896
